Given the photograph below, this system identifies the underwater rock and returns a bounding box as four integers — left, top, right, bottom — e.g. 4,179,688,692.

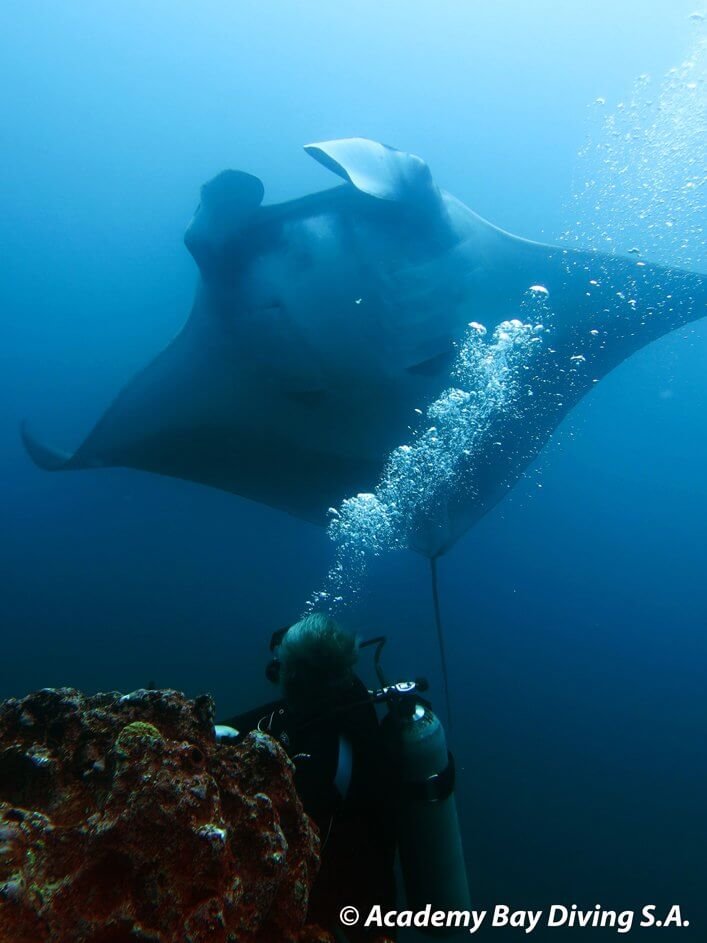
0,687,331,943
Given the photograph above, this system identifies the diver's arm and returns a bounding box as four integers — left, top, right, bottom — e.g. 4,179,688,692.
216,698,286,742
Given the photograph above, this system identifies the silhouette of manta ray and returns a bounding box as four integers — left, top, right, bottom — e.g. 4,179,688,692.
22,138,706,558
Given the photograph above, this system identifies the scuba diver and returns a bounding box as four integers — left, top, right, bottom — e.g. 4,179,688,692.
217,613,469,941
220,613,396,941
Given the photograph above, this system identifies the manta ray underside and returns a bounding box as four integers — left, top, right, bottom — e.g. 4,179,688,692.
22,138,706,557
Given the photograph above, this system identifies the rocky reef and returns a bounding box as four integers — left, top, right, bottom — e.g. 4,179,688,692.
0,687,330,942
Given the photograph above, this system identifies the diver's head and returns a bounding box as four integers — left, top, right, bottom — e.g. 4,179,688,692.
275,613,359,712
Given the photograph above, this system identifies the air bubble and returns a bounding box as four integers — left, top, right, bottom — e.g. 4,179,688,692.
561,23,706,271
305,311,553,609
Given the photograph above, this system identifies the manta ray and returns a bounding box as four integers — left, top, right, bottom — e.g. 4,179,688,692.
23,138,706,557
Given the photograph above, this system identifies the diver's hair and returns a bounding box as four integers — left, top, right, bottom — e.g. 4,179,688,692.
278,613,358,701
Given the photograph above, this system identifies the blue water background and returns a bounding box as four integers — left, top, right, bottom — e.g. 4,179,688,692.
1,1,706,938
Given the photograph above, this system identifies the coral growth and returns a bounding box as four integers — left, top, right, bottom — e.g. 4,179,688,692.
0,687,330,942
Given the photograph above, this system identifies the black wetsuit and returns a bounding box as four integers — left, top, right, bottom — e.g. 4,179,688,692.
224,677,397,941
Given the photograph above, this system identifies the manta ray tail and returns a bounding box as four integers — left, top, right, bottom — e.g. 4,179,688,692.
430,556,453,730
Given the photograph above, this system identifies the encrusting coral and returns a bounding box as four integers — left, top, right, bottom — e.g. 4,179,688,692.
0,686,332,942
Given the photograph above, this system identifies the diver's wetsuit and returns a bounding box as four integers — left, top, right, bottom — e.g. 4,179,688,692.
223,677,397,941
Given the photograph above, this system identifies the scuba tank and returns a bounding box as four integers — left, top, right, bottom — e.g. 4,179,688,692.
381,683,471,926
363,637,471,924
